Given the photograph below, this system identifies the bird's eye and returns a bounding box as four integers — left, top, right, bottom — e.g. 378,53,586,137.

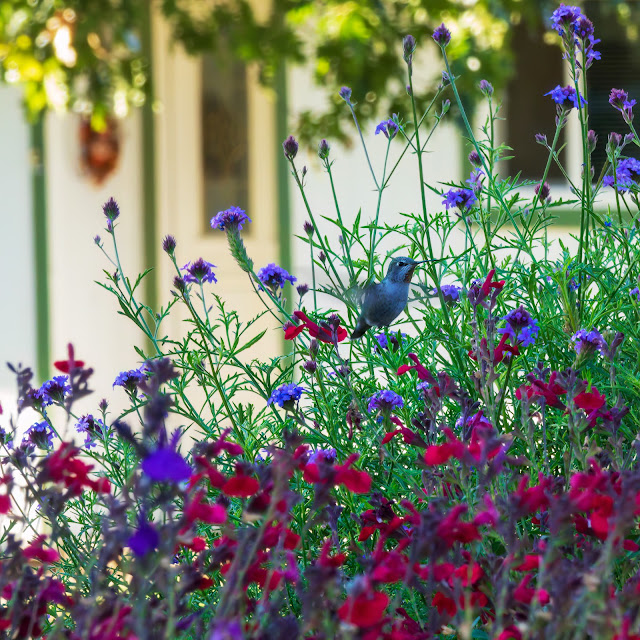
398,261,405,267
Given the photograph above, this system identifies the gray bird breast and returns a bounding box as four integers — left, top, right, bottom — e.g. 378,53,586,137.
362,280,411,327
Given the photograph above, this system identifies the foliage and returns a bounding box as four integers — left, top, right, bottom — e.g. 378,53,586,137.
3,4,640,639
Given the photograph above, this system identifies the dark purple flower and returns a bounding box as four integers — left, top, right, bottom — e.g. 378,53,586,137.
267,383,305,409
498,305,540,347
432,23,451,47
113,367,146,393
282,135,299,160
142,446,192,483
587,129,598,153
302,359,317,373
550,4,584,36
466,169,485,195
374,332,406,352
609,88,636,122
39,376,71,405
297,283,309,297
435,284,462,304
367,390,403,414
403,34,416,65
339,86,352,103
468,151,482,167
571,328,606,357
442,187,477,212
182,258,217,284
303,220,314,236
23,421,54,449
631,287,640,302
535,181,551,202
75,414,106,449
545,85,586,110
318,139,330,160
535,133,548,146
308,448,337,465
102,197,120,222
211,206,251,232
479,80,493,97
603,157,640,193
210,620,244,640
257,263,296,290
375,118,399,140
128,518,160,557
162,235,176,255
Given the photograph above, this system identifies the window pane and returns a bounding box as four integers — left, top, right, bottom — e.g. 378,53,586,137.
506,22,565,180
202,53,249,231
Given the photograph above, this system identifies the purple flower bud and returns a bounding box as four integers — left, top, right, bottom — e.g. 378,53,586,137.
432,23,451,47
318,138,330,160
282,135,299,160
318,251,326,263
162,235,176,255
303,360,317,374
309,339,319,357
468,150,482,167
102,197,120,222
535,133,548,146
403,34,416,66
406,84,412,96
339,86,352,103
297,283,309,297
93,235,101,245
479,79,494,97
173,275,186,294
98,398,108,412
441,71,450,86
587,130,597,153
608,132,623,150
535,181,551,203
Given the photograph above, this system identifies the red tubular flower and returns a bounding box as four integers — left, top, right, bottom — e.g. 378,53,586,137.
516,371,566,408
22,535,60,563
0,494,10,514
574,386,606,413
512,473,552,514
497,626,523,640
285,310,348,343
44,442,111,496
184,490,227,526
513,574,550,605
338,590,389,627
432,590,457,616
318,539,347,568
53,342,85,373
304,453,371,494
513,554,541,571
481,269,505,296
222,466,260,498
397,353,432,382
424,428,465,466
437,505,481,547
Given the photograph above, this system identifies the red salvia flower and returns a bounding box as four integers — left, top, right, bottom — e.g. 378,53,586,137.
338,589,389,627
284,310,348,343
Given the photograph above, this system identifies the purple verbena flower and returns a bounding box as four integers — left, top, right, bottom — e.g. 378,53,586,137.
339,86,352,104
550,4,584,36
367,390,404,414
436,284,462,304
113,367,146,393
142,446,192,483
545,85,586,110
603,157,640,193
128,519,160,557
210,206,251,232
282,135,299,160
268,383,305,409
442,187,477,213
210,620,244,640
375,118,399,140
308,448,337,465
102,197,120,222
498,305,540,348
182,258,217,284
432,23,451,47
22,421,54,450
39,376,71,405
257,263,296,290
609,88,636,123
75,414,106,449
374,332,406,352
631,287,640,302
479,80,493,97
403,34,416,66
571,328,606,357
466,169,485,195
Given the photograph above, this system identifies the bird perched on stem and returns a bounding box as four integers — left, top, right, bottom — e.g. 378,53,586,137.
351,256,428,340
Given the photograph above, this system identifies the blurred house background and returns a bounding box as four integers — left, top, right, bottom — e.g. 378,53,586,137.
0,1,638,415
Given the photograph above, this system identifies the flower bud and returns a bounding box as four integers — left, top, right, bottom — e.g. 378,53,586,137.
535,181,551,203
318,138,330,160
162,235,177,255
479,79,494,97
303,360,317,374
303,221,314,236
535,133,548,146
339,86,352,104
402,34,416,66
432,23,451,47
173,276,186,294
282,135,299,160
296,283,309,297
468,150,482,167
102,197,120,222
587,130,597,154
318,251,326,263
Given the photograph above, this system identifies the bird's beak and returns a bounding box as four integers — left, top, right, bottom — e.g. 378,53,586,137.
414,260,429,266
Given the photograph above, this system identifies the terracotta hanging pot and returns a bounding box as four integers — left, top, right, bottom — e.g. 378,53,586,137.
79,117,120,184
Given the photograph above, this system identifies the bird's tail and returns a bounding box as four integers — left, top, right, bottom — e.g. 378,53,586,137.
350,317,371,340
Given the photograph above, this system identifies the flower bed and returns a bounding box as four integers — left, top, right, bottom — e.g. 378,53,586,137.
2,4,640,639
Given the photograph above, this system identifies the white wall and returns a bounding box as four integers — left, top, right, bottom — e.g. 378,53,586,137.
0,86,36,409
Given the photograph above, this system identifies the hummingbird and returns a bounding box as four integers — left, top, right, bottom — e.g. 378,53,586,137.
350,256,428,340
